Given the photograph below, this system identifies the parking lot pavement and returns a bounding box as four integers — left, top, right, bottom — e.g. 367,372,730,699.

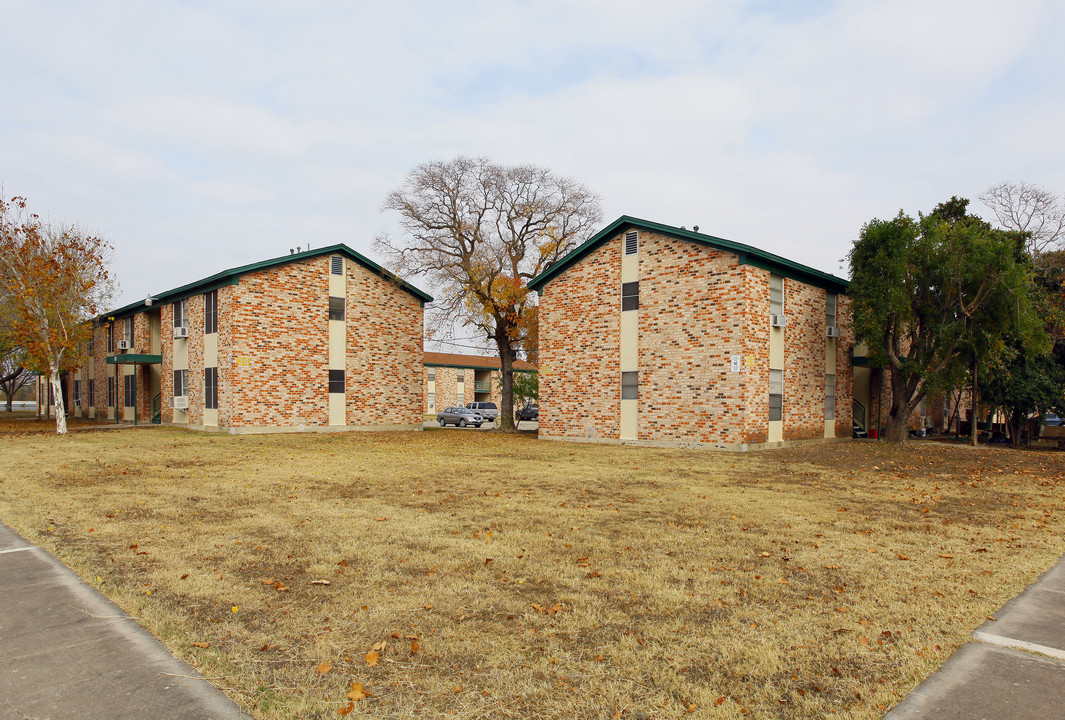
423,420,538,431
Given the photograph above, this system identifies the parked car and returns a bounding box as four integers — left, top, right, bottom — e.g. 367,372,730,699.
466,401,498,421
437,407,485,428
516,404,539,421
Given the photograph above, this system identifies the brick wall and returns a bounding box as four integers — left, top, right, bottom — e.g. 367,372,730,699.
637,233,747,445
539,235,622,439
538,228,853,448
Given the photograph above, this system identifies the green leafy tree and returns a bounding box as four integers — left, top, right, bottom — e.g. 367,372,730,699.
982,342,1065,446
848,197,1036,443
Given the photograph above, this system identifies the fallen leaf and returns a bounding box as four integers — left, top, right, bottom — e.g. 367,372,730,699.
453,685,462,693
716,696,726,705
311,580,331,586
316,661,331,674
371,640,388,652
191,641,209,648
345,681,369,701
939,554,955,559
410,638,419,654
365,650,379,666
760,552,771,557
687,702,697,712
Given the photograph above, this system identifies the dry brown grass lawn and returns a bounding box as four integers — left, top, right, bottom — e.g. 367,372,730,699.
1,418,1063,719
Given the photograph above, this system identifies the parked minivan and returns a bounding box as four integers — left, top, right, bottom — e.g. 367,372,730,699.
466,402,498,421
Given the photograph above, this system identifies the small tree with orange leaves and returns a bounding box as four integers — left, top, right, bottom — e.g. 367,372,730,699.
377,157,601,430
0,196,116,434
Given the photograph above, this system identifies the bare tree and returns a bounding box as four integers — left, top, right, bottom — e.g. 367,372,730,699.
980,181,1065,258
0,196,116,434
376,157,602,430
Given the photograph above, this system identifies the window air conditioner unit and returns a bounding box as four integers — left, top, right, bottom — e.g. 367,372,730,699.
826,326,840,338
170,396,189,410
770,314,787,328
117,340,131,350
74,398,81,406
174,326,189,339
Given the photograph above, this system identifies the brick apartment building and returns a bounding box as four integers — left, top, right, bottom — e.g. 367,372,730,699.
422,352,537,413
528,216,854,450
56,245,431,433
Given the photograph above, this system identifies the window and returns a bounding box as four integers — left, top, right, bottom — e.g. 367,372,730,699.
428,392,435,410
622,281,639,311
328,369,345,394
427,369,435,382
88,333,94,355
107,323,114,353
826,293,837,329
624,230,638,255
330,255,343,275
457,371,465,383
205,367,218,408
456,392,464,406
174,299,187,328
74,380,81,405
123,374,135,408
124,317,133,344
174,369,189,397
88,379,95,406
205,290,218,334
825,374,836,420
622,371,638,400
769,369,783,422
107,377,115,407
329,296,345,321
769,275,784,316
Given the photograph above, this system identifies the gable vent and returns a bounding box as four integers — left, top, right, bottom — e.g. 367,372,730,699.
624,230,638,255
330,255,343,275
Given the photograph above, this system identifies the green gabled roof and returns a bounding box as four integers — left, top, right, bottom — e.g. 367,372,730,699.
527,216,849,295
103,244,432,320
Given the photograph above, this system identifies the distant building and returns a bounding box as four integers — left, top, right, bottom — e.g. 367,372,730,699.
423,352,537,412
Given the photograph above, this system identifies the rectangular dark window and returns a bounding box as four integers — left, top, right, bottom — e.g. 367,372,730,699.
330,255,343,275
427,369,435,382
769,369,783,422
622,281,639,311
624,230,638,255
328,369,345,394
826,293,837,329
457,371,465,383
205,290,218,334
88,333,94,355
621,371,638,400
825,374,836,421
174,369,188,396
123,374,135,408
125,317,133,344
107,377,115,407
205,367,218,409
74,380,81,405
329,296,345,321
107,323,114,353
88,379,95,406
174,299,187,328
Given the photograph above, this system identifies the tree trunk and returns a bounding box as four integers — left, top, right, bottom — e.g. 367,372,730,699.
49,365,67,435
882,367,921,443
970,357,979,447
495,334,516,431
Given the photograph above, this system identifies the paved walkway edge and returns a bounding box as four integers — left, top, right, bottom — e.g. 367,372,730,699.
0,520,252,720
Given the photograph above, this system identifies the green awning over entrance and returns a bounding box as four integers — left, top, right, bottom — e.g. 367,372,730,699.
106,354,162,365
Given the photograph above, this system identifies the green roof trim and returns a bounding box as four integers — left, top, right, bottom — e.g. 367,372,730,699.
527,216,849,295
106,353,162,365
102,244,432,320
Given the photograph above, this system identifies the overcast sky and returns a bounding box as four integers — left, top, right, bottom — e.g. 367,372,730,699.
4,1,1064,329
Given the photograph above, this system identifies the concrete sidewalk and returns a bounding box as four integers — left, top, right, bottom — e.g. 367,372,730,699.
885,554,1065,719
0,521,249,720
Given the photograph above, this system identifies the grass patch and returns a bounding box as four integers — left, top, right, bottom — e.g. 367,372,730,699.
1,419,1063,719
